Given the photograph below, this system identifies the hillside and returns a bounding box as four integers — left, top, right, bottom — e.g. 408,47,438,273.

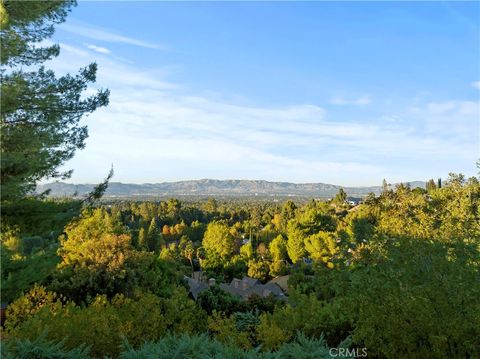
36,179,426,198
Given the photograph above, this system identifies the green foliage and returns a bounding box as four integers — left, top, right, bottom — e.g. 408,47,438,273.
1,332,91,359
349,237,480,358
0,0,109,243
6,289,207,358
257,293,352,350
207,311,253,349
304,231,338,265
137,226,146,250
120,332,349,359
269,260,288,277
286,222,306,264
297,205,337,235
4,285,63,333
0,197,82,237
3,173,480,358
333,188,347,206
0,1,74,66
269,235,288,262
3,332,351,359
197,285,245,315
146,217,160,252
202,221,237,270
50,209,179,302
1,246,60,303
248,259,270,281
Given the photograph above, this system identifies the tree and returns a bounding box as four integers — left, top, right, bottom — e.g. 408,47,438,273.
286,222,306,264
162,224,171,237
281,200,297,228
146,218,160,252
138,227,147,250
247,260,270,282
50,209,176,302
1,0,109,202
183,241,195,275
382,179,389,194
203,198,218,213
350,238,480,358
304,231,338,265
269,235,288,262
333,188,347,206
426,179,437,192
202,222,236,264
298,207,337,235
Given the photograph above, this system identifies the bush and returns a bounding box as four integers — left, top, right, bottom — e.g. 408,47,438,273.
3,332,353,359
1,333,91,359
349,238,480,358
7,289,207,358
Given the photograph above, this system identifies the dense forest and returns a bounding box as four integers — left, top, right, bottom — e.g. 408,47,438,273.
1,1,479,358
2,175,480,358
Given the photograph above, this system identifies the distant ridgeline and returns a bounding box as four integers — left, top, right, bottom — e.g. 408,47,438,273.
36,179,426,199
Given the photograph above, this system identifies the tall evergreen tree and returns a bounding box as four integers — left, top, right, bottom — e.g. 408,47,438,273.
138,227,147,250
426,179,437,192
1,1,109,202
146,218,160,252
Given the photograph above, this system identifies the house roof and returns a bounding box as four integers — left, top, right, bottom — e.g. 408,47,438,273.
221,276,286,300
185,276,208,300
241,276,260,287
185,274,287,302
266,275,290,293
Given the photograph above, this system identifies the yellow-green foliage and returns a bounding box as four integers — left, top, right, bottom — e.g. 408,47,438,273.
51,209,178,301
304,231,338,264
247,259,270,281
4,285,62,333
207,311,252,349
202,221,237,262
349,237,480,358
7,288,207,358
256,292,352,351
369,175,480,242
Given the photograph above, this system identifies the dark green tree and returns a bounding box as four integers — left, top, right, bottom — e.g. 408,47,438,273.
146,218,160,252
426,179,437,192
333,188,347,206
1,0,109,203
138,227,147,250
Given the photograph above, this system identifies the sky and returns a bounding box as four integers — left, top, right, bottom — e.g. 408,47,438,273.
46,1,480,186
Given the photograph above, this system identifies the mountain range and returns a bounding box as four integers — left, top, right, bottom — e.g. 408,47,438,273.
36,179,426,199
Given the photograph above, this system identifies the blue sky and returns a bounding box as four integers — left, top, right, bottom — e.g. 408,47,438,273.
47,1,479,186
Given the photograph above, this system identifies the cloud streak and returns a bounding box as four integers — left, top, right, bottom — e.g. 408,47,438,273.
330,95,372,106
60,21,165,50
86,44,111,54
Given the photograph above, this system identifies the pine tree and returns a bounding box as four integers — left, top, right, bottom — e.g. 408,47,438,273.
333,188,347,205
1,1,109,202
382,179,389,194
0,1,110,233
426,179,437,192
138,227,147,250
146,218,159,252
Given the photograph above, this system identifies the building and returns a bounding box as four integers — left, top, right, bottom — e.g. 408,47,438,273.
185,273,286,301
219,276,286,301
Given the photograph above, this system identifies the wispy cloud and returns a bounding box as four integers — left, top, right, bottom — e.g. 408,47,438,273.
60,21,164,50
330,95,372,106
472,81,480,90
86,44,111,54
